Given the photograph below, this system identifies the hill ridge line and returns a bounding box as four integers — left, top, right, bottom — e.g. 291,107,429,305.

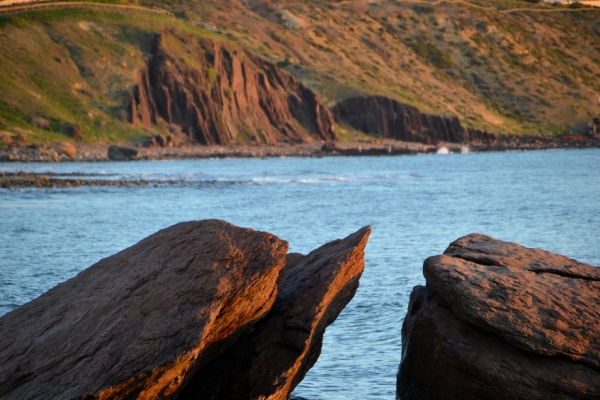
0,1,175,17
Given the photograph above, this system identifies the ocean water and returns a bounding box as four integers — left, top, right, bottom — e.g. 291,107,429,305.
1,149,599,399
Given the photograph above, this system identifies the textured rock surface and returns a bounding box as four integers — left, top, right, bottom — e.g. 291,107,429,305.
127,29,336,145
398,286,600,400
55,142,76,158
397,233,600,400
71,123,84,141
108,145,138,161
332,95,496,144
179,226,371,400
591,117,600,138
0,220,288,400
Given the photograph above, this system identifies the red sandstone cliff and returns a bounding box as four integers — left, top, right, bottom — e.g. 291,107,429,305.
127,29,336,145
332,96,496,145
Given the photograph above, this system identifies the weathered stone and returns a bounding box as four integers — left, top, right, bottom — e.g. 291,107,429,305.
143,134,167,148
321,141,337,152
180,226,371,400
590,117,600,138
71,124,85,140
31,117,51,130
108,145,139,161
54,142,77,158
166,132,192,147
143,135,159,148
332,96,496,144
398,286,600,400
127,29,336,145
397,233,600,400
0,132,13,145
0,220,288,400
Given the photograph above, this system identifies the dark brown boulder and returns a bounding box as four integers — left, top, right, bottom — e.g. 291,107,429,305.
397,234,600,400
179,226,371,400
143,134,168,148
590,117,600,138
127,29,336,146
108,145,138,161
71,124,84,141
0,132,13,145
166,132,191,147
0,220,288,400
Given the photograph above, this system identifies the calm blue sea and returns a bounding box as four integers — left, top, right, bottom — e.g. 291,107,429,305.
1,149,599,399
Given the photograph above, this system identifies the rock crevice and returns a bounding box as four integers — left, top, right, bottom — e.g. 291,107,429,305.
0,220,369,400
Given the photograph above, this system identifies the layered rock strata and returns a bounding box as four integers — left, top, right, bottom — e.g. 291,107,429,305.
179,226,371,399
0,220,289,400
332,96,496,144
397,233,600,400
0,221,370,400
127,29,336,145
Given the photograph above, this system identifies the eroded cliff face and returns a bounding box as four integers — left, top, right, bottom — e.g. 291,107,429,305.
332,96,496,145
127,29,336,145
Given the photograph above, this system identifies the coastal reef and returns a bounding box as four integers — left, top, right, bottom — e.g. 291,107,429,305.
398,233,600,400
126,29,336,145
0,220,370,399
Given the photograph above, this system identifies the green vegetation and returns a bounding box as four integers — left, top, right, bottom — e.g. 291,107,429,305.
236,121,254,143
206,67,217,86
407,39,453,70
1,0,599,142
0,8,223,144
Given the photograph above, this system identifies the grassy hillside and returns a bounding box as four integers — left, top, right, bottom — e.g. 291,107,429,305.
0,0,599,144
139,0,600,135
0,8,221,143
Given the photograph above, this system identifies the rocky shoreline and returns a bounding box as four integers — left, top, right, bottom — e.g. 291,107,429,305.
1,135,600,164
2,135,600,189
1,221,597,399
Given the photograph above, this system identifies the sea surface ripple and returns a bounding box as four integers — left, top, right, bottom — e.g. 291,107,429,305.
1,149,599,399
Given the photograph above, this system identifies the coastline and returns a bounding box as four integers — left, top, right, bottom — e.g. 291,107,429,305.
2,136,600,163
2,138,600,189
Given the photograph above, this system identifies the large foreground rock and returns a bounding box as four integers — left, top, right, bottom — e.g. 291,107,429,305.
397,234,600,400
0,220,288,399
178,226,371,399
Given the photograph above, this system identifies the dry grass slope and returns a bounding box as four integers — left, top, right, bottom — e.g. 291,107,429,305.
0,0,598,144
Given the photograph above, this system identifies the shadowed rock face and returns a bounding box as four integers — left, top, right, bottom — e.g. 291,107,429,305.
397,233,600,400
398,286,600,400
0,220,288,400
127,29,336,146
0,222,371,400
177,226,371,400
331,96,496,144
